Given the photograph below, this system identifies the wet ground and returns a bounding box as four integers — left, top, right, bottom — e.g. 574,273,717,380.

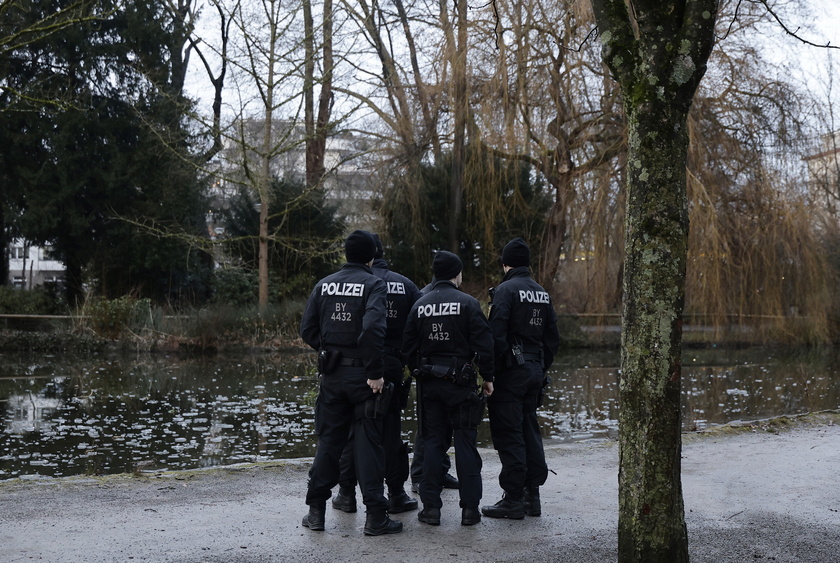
2,412,839,563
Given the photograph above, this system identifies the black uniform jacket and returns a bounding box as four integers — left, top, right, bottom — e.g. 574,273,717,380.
300,262,387,380
488,266,560,372
402,279,494,382
371,258,422,355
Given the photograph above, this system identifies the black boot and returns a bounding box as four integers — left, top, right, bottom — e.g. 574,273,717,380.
461,507,481,526
331,487,357,513
363,510,404,536
523,486,541,517
418,506,441,526
301,505,326,531
481,494,525,519
442,472,459,489
388,488,419,513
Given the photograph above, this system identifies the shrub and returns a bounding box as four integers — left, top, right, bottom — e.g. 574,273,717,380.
0,285,67,315
84,296,141,339
209,268,258,307
188,301,307,345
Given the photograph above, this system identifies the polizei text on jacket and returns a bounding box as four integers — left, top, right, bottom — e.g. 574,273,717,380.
417,302,462,317
321,282,365,297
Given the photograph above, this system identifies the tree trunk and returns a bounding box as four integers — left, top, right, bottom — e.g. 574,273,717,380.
257,3,280,312
393,0,442,161
311,0,333,188
303,0,332,189
589,2,719,561
0,209,7,286
618,102,690,563
448,0,468,253
258,113,272,310
64,251,85,308
537,171,572,295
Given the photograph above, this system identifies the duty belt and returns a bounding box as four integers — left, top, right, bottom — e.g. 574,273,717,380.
420,356,468,366
338,357,364,367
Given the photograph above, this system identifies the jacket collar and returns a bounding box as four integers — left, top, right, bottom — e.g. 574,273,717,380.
431,279,458,290
343,262,373,274
502,266,531,282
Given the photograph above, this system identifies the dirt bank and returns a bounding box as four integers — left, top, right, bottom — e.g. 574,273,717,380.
2,413,839,563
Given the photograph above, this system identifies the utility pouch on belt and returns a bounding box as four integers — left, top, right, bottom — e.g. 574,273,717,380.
317,349,341,374
457,391,487,429
365,381,394,419
420,363,455,380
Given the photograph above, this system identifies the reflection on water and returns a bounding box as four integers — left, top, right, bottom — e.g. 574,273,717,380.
2,347,839,480
1,353,318,480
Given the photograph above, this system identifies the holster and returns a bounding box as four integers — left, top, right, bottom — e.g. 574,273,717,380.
317,348,341,375
511,344,525,366
456,392,487,429
455,363,477,388
364,381,394,419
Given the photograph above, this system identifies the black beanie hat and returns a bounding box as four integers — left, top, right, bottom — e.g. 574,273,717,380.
372,233,384,259
345,230,377,263
501,237,530,267
433,251,463,281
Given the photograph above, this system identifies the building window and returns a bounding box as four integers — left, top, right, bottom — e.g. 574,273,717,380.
10,246,26,260
40,246,60,261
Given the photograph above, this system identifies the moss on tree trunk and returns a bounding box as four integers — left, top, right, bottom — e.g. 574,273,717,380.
618,103,690,563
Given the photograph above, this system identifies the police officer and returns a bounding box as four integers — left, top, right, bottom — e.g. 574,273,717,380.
299,230,402,536
331,234,421,514
402,251,494,527
410,276,459,493
481,238,560,519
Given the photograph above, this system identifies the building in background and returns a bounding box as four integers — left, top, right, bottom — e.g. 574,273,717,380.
6,240,65,289
804,131,840,215
209,119,375,234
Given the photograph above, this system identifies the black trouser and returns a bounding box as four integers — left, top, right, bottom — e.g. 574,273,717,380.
410,410,452,485
417,377,482,509
487,360,548,500
306,366,387,512
336,354,408,493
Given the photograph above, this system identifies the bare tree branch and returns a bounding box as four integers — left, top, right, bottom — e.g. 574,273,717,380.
754,0,839,49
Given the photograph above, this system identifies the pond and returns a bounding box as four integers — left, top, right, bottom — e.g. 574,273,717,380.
2,346,839,480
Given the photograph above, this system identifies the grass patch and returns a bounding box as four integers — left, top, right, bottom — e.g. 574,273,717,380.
685,410,840,441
